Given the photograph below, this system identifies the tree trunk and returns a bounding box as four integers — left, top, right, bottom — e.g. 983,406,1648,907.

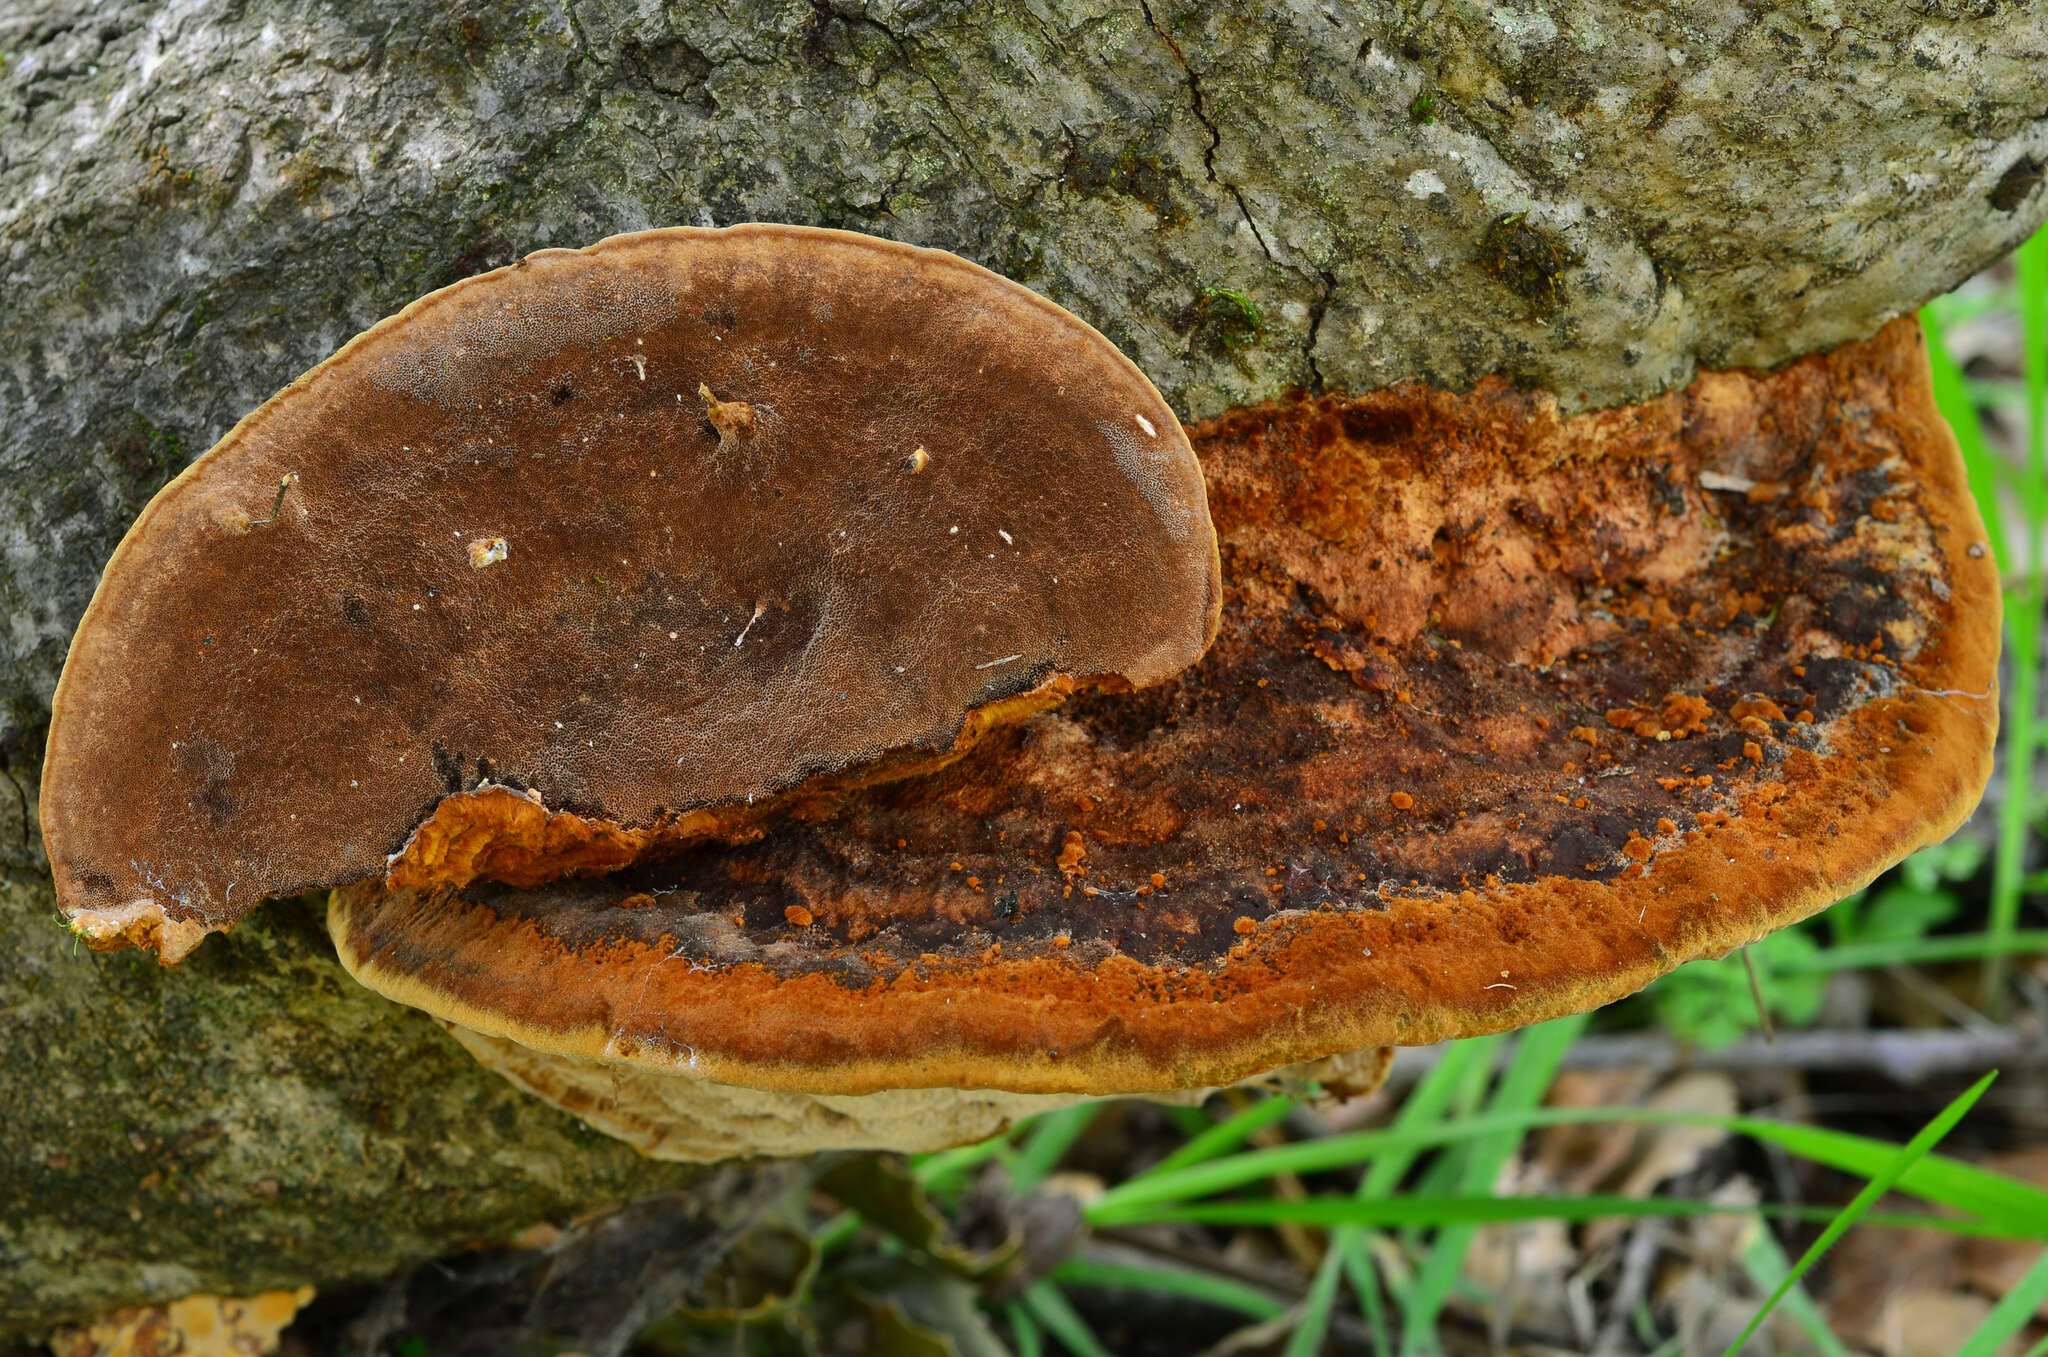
1,0,2043,1338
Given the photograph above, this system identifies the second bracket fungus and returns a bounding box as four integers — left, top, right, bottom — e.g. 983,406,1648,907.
330,317,1998,1158
42,226,1220,959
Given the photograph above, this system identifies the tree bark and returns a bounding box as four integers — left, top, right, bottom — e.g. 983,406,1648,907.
2,0,2044,1337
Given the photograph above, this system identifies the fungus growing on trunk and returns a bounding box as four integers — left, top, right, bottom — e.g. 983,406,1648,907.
46,223,1994,1159
329,317,1998,1159
42,226,1220,960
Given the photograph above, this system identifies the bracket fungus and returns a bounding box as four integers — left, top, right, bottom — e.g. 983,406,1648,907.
42,225,1219,961
323,316,1997,1159
48,220,1996,1162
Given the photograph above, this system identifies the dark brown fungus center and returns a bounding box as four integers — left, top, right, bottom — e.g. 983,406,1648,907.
43,226,1220,960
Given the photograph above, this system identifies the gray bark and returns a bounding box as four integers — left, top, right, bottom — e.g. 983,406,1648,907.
1,0,2044,1338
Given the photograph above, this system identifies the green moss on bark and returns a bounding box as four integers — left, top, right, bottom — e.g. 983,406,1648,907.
0,861,743,1341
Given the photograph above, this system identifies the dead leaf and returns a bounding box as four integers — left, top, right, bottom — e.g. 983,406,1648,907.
49,1287,315,1357
1583,1072,1738,1253
1532,1068,1657,1192
1874,1289,2002,1357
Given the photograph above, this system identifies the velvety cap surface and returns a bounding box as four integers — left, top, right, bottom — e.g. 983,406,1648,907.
43,226,1218,957
332,317,1997,1095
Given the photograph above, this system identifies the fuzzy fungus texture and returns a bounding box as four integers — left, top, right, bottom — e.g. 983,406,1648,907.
40,226,1218,959
332,317,1997,1102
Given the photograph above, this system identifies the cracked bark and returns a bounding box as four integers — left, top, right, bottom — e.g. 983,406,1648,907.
1140,0,1284,269
0,0,2044,1337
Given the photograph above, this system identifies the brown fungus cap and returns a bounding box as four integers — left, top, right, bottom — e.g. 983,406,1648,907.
332,317,1998,1098
43,225,1220,960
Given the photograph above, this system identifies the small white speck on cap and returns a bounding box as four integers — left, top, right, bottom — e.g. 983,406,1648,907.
998,529,1013,545
1136,414,1158,437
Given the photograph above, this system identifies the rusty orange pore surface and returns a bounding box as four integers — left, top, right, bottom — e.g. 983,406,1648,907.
333,315,2000,1096
41,226,1219,954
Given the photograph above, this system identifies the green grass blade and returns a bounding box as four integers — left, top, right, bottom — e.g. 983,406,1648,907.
1740,1220,1854,1357
1924,305,2011,568
1449,1032,1504,1118
1110,1194,2017,1236
1320,1038,1497,1354
914,1128,1016,1193
1367,1038,1499,1196
1005,1302,1045,1357
1939,224,2048,1013
1285,1246,1348,1357
1927,287,2021,326
1092,1062,1502,1219
1149,1093,1296,1177
1987,571,2044,1011
1086,1104,2048,1236
1010,1104,1101,1196
2018,225,2047,525
812,1209,863,1256
1394,1038,1510,1250
1727,1118,2048,1233
1399,1015,1588,1356
1955,1246,2048,1357
1776,929,2048,972
1718,1070,1997,1357
1339,1232,1395,1357
1050,1258,1284,1322
1021,1281,1115,1357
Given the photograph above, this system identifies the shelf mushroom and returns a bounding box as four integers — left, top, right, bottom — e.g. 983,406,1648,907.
329,316,1999,1159
41,226,1220,961
45,221,1997,1161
